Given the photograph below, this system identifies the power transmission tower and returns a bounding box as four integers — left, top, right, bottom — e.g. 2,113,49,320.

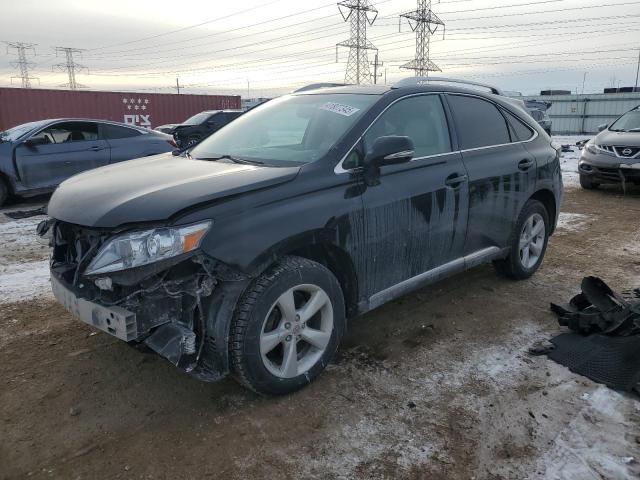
336,0,378,85
4,42,39,88
53,47,88,90
400,0,445,76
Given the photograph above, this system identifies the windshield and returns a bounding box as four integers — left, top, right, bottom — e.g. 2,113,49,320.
183,111,217,125
609,110,640,132
190,93,378,165
0,121,47,142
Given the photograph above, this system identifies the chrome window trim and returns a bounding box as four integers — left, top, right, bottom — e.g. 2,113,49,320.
334,92,539,175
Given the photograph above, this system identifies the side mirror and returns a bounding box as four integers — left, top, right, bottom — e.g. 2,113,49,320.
597,123,608,132
362,136,414,186
24,137,48,147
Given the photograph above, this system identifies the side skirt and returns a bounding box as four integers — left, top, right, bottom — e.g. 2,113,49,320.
360,246,507,313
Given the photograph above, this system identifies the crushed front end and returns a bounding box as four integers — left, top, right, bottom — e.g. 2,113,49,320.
42,219,249,381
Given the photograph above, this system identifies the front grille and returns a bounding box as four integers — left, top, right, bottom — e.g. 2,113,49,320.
612,146,640,159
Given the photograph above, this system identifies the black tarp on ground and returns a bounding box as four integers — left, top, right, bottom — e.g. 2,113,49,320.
545,277,640,394
548,333,640,392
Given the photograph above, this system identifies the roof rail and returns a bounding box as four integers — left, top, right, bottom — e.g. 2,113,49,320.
393,77,505,96
294,83,349,93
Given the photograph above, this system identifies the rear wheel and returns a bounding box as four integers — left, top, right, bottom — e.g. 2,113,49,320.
493,200,549,280
580,174,599,190
0,179,8,208
230,256,345,395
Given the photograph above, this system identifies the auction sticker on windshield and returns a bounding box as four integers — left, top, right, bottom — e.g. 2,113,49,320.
320,102,360,117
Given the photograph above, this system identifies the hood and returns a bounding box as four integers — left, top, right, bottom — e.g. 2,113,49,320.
155,124,178,131
47,153,300,228
596,129,640,147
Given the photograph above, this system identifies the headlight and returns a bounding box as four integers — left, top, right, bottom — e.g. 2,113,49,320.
585,142,614,156
586,142,598,155
85,221,211,275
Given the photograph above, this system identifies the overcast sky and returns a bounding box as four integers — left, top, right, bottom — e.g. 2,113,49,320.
1,0,639,97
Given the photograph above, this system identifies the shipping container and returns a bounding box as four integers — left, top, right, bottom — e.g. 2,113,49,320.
0,87,241,131
522,92,640,134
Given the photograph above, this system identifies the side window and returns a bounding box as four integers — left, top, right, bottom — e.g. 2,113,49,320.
30,122,98,144
102,124,142,139
346,95,451,169
447,95,510,149
503,110,535,142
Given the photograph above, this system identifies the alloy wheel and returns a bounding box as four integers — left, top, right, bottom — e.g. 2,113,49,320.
519,213,546,269
259,284,333,378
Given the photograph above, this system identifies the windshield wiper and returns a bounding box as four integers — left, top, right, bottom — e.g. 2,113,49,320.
628,127,640,132
196,154,264,165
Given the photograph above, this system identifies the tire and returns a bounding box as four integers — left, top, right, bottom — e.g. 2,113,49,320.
580,174,599,190
185,135,201,148
0,179,8,208
229,256,345,395
493,199,550,280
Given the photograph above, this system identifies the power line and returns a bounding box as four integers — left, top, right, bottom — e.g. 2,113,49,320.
53,47,87,90
4,41,38,88
89,0,285,51
400,0,445,76
336,0,379,84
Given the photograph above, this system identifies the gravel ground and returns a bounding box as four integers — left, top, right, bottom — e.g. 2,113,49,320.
1,143,639,480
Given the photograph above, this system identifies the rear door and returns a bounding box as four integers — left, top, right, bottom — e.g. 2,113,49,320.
14,121,109,189
445,94,537,254
355,94,469,297
100,123,152,163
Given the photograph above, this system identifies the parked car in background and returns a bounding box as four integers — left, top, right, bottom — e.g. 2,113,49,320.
0,119,176,207
154,123,180,134
172,110,244,148
579,105,640,189
44,78,562,395
524,100,552,135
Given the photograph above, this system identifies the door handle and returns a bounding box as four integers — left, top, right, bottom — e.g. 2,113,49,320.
89,145,104,151
445,174,468,188
518,158,534,171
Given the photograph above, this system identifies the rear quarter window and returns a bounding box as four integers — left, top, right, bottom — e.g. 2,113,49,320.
504,110,535,142
102,124,143,139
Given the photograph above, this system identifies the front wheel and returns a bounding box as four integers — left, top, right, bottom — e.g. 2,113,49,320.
229,256,345,395
580,174,599,190
185,135,201,148
493,199,550,280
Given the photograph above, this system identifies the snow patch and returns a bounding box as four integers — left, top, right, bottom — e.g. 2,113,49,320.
553,135,592,190
0,260,52,304
538,386,640,480
556,212,591,233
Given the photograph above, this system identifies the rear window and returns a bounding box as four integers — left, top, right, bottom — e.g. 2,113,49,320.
447,95,511,149
102,124,142,139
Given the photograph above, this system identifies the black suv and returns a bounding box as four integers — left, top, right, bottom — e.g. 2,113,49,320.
43,78,563,395
172,110,244,148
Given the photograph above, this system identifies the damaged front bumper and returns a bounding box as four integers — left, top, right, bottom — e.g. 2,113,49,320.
47,220,251,381
579,149,640,186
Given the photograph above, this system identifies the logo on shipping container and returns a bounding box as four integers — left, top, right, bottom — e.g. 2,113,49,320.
122,97,151,128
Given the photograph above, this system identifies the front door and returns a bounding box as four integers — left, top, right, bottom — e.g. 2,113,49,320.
15,121,109,189
355,94,469,299
445,94,537,254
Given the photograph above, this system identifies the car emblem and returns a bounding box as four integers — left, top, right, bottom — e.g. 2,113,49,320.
622,148,633,156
